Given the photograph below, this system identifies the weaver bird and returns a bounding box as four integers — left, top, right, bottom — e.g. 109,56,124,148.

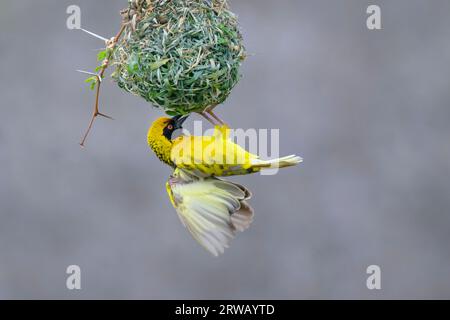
148,116,302,256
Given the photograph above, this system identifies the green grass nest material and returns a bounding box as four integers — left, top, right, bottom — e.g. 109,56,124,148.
113,0,246,116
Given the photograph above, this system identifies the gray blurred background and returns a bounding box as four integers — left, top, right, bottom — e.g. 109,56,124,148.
1,0,450,299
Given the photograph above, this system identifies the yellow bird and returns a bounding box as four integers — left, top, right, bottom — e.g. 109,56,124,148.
147,116,302,256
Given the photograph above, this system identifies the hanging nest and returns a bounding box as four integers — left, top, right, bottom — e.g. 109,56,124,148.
112,0,246,116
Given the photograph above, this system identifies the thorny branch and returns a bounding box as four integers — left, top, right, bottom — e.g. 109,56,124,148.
79,24,126,147
79,1,154,146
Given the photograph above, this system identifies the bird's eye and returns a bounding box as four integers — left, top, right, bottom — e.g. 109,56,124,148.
167,124,174,130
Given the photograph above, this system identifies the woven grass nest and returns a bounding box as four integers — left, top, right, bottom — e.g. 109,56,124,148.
113,0,246,116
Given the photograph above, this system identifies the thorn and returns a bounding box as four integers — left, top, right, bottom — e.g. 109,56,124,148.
76,70,97,76
76,70,102,82
97,112,114,120
80,28,109,42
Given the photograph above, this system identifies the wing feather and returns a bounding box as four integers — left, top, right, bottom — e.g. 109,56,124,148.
166,169,254,256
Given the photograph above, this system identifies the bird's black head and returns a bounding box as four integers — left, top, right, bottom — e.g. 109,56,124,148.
162,115,189,140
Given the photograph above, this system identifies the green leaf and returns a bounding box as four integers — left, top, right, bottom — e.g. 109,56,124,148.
97,50,108,61
85,76,98,91
84,76,97,83
150,58,170,71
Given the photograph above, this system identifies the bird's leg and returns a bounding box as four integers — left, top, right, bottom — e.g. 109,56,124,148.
207,110,226,126
205,104,227,126
199,111,219,126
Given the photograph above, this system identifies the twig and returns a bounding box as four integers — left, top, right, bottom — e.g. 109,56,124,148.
80,24,126,147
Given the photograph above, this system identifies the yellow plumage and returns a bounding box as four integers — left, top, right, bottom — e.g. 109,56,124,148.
148,118,302,177
166,168,254,256
147,116,302,256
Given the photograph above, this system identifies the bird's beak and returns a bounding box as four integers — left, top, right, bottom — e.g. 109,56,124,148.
172,115,189,129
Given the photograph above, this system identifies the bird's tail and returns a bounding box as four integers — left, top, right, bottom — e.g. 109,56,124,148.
251,155,303,170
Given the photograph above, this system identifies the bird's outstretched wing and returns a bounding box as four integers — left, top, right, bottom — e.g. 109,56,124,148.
166,168,254,256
